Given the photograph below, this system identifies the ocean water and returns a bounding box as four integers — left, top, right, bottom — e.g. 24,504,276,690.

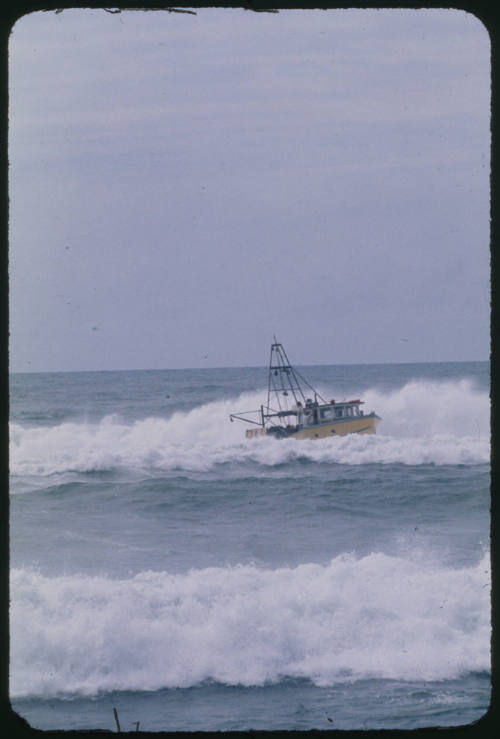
9,361,491,731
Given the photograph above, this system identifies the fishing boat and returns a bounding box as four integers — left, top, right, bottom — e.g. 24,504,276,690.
230,341,381,440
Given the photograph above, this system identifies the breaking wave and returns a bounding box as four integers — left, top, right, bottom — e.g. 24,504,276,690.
9,379,489,479
10,550,490,698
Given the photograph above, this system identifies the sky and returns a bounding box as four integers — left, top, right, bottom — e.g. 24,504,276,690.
8,7,491,372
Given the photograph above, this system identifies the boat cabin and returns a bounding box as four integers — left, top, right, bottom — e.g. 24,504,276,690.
296,399,364,428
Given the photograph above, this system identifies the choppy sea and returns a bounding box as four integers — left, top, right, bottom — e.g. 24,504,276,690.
9,361,491,731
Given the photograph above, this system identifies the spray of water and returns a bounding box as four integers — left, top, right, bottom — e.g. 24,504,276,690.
9,379,489,478
10,550,490,697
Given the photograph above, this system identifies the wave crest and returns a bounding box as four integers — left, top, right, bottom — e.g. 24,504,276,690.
10,550,490,697
10,379,489,477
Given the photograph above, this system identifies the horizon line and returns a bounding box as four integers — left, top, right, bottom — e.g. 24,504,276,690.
9,357,490,376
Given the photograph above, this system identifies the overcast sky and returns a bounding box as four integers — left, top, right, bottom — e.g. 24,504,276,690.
8,7,490,372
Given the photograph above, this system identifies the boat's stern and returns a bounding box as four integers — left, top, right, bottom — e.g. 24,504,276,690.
245,427,267,439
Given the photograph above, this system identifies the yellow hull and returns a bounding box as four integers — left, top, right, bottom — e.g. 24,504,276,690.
246,414,380,440
292,414,379,439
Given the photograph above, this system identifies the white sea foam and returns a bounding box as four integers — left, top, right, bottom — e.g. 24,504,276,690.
10,550,490,697
9,379,490,478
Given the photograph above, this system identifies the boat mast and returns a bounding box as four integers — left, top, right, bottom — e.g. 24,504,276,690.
229,340,329,430
267,338,324,414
